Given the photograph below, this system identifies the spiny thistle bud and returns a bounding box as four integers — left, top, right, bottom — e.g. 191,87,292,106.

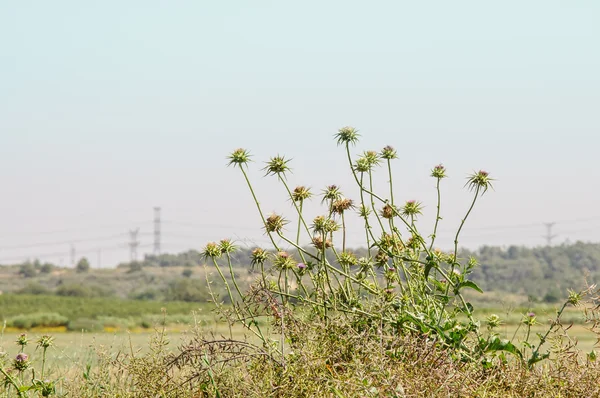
37,335,54,349
321,185,342,203
334,126,360,146
380,145,397,160
273,251,296,270
523,312,537,326
263,155,291,177
380,204,396,219
466,170,494,194
431,164,447,179
363,150,381,168
486,314,501,329
292,186,312,202
384,267,399,282
227,148,251,168
405,235,422,250
375,250,389,266
311,215,339,234
297,262,308,276
377,233,403,252
354,157,371,173
13,353,30,371
265,214,288,233
219,239,236,254
402,200,423,217
332,198,354,215
358,205,371,218
568,290,581,306
16,333,28,347
312,235,333,250
467,256,479,269
250,248,269,268
358,257,374,273
202,242,222,259
432,248,448,262
338,251,358,267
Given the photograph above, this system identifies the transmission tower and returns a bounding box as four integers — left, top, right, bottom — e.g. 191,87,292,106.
543,222,557,246
129,228,140,262
154,207,161,255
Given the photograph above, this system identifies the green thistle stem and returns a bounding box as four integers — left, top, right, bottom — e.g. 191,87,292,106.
239,167,280,251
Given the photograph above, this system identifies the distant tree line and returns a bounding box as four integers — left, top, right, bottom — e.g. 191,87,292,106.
6,241,600,303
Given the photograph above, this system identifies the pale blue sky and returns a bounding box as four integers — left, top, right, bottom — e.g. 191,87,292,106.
0,1,599,267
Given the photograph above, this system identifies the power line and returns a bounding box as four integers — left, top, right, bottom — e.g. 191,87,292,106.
0,233,128,251
0,221,152,241
0,244,127,264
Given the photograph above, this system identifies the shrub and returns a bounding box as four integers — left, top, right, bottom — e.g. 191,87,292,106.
75,257,90,273
39,263,55,274
17,282,51,295
165,278,210,302
7,312,68,329
56,283,114,298
18,263,37,278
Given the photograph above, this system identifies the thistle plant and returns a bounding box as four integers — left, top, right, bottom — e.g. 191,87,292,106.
204,127,590,370
0,333,57,397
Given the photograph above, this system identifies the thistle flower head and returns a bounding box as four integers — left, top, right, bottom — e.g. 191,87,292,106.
292,186,312,202
265,214,288,233
375,250,390,266
358,257,374,272
272,251,296,270
568,290,581,306
405,235,422,250
380,145,397,160
334,126,360,146
358,205,372,218
13,353,30,371
380,204,396,219
431,164,447,179
402,200,423,217
311,215,339,234
202,242,222,259
219,239,236,254
312,235,333,250
321,185,342,203
377,233,404,252
523,312,537,326
37,335,54,349
354,157,371,173
486,314,502,329
250,247,269,269
297,262,308,275
338,251,358,267
263,155,291,177
466,170,494,194
384,266,399,282
16,333,28,347
227,148,251,168
332,198,354,215
363,150,381,168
